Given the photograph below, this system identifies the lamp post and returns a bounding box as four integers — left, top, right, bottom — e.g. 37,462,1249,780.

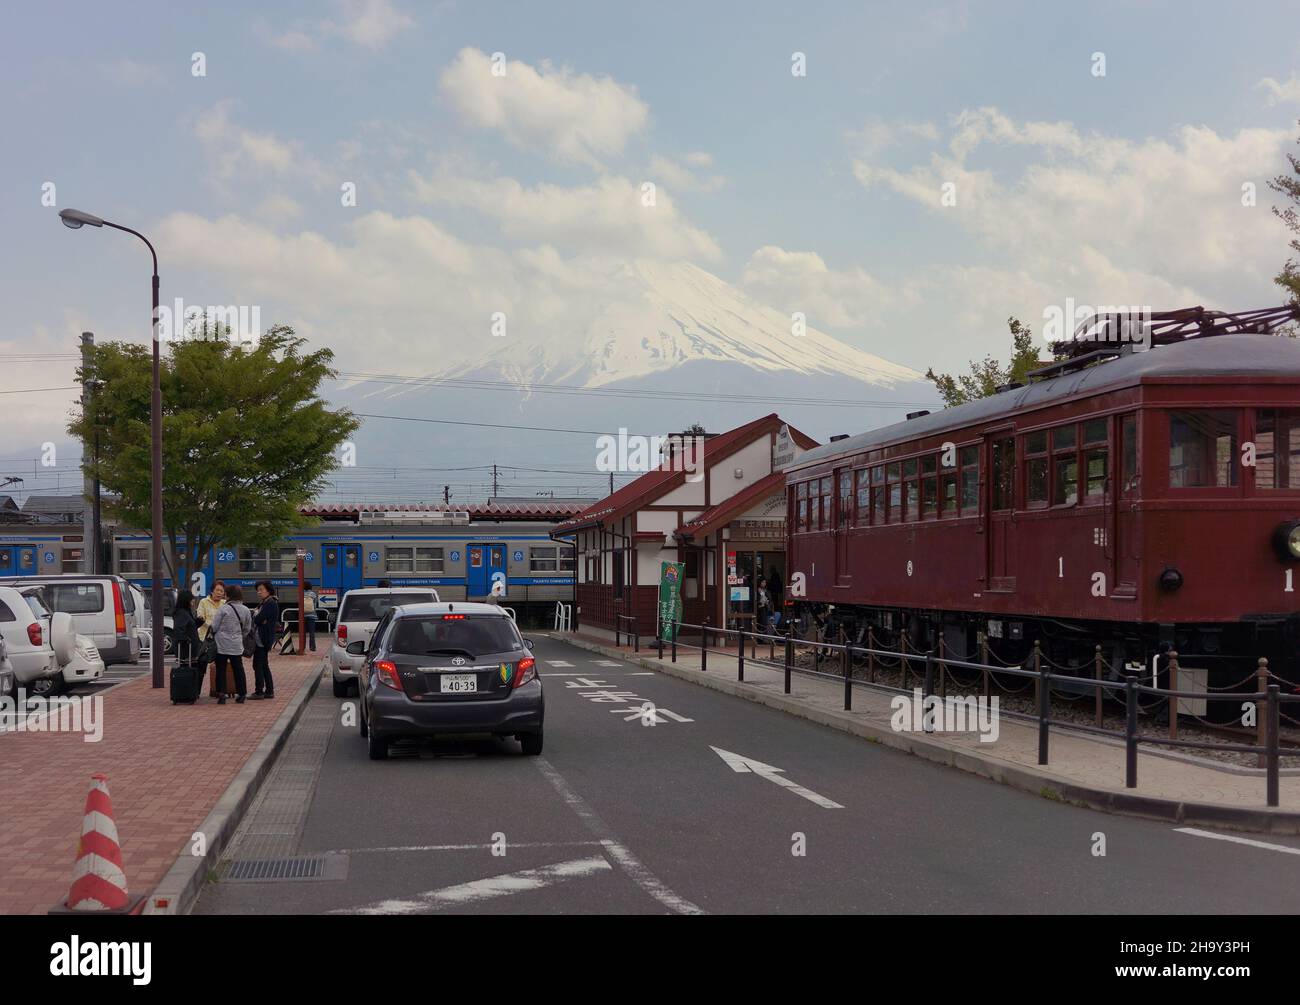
60,208,165,689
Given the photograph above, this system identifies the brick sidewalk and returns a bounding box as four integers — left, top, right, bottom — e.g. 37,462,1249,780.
0,652,324,915
558,626,1300,830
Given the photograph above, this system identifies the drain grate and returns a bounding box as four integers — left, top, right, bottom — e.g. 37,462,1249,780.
224,854,348,883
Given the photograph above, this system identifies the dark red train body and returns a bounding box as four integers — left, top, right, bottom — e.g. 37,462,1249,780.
785,332,1300,684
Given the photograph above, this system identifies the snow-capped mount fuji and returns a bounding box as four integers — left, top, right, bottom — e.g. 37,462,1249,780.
435,259,923,390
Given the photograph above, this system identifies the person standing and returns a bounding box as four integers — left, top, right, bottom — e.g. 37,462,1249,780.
252,581,279,700
197,581,227,697
302,581,319,652
767,570,784,628
172,590,203,665
209,585,251,705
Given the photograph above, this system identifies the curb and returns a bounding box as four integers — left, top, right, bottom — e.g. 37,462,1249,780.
143,663,326,915
556,635,1300,836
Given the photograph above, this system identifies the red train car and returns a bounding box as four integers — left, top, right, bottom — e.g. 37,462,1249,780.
785,322,1300,685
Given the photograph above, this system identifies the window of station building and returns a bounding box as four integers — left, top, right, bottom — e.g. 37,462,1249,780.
960,446,980,513
62,547,83,574
1024,430,1049,507
1052,425,1079,505
886,462,902,522
838,470,854,527
1255,410,1300,490
1169,410,1238,488
920,455,938,518
1082,418,1108,499
388,545,444,573
118,545,148,574
991,437,1015,510
871,466,886,525
854,469,870,524
796,481,809,530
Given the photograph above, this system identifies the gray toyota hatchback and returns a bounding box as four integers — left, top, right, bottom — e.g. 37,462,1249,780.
354,602,543,759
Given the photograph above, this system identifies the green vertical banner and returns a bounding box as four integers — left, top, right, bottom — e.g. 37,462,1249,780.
658,561,684,641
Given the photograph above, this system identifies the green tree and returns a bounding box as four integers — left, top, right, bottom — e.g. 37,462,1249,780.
69,323,358,591
925,317,1043,408
1269,118,1300,304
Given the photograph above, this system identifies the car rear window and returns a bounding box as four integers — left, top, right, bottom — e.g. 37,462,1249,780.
23,592,50,618
339,593,436,623
46,583,105,614
0,600,13,623
388,616,520,657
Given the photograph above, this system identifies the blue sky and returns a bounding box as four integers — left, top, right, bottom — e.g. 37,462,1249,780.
2,0,1299,500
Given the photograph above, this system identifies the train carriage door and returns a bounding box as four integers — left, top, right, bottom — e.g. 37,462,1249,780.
322,544,362,598
467,543,505,598
1114,413,1140,593
0,545,38,577
985,434,1017,590
835,468,852,585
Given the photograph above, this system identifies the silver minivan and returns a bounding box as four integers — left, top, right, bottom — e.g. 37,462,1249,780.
0,575,140,665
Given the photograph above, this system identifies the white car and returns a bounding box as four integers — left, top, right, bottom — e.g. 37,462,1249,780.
0,585,71,695
329,587,440,697
0,575,140,665
0,634,16,699
61,634,105,686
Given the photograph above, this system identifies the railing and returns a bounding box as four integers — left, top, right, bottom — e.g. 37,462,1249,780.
654,618,1298,808
553,602,572,632
614,614,639,653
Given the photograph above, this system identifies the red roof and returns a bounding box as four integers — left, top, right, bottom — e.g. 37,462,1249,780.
553,414,816,535
676,470,786,540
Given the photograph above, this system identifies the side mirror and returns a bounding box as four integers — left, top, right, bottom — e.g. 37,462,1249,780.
345,640,367,656
523,638,534,650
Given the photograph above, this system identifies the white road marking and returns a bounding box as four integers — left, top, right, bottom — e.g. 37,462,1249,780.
590,660,622,666
534,757,706,915
339,856,613,914
545,660,574,667
711,746,844,809
1175,827,1300,855
338,840,602,855
627,672,656,676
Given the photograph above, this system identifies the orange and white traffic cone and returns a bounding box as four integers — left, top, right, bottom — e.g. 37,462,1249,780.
52,773,140,913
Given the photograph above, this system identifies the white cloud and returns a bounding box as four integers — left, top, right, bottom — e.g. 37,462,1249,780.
1258,75,1300,106
193,102,327,188
265,0,415,53
649,154,725,192
438,47,649,167
741,246,902,327
411,171,722,262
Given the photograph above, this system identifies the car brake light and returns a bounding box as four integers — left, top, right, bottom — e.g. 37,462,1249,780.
512,656,537,688
112,581,126,634
443,613,465,620
27,622,42,647
374,660,402,691
338,624,347,642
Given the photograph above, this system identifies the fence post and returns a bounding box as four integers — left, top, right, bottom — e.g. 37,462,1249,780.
671,619,677,663
701,618,709,673
657,618,664,659
842,630,852,711
737,624,745,682
1038,654,1050,766
923,647,935,733
1125,674,1138,789
633,618,639,654
938,633,947,699
1032,640,1042,711
867,625,876,684
980,630,990,702
1094,644,1104,728
1167,649,1179,741
784,624,793,694
1267,683,1280,808
1257,657,1269,769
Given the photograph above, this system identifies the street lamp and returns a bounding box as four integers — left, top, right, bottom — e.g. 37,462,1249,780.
59,207,165,690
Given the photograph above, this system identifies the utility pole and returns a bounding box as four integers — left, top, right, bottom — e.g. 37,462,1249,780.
492,464,498,498
609,472,614,495
80,333,94,572
443,485,450,507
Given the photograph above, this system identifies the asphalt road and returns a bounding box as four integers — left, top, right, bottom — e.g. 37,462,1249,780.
195,634,1300,914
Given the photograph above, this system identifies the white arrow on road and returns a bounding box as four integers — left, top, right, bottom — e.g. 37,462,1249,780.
710,746,843,809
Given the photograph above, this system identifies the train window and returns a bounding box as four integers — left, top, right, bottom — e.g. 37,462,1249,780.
991,438,1014,510
1053,434,1079,506
1169,410,1238,488
416,548,443,572
873,484,887,525
902,458,918,478
886,462,900,481
839,471,853,526
921,455,937,475
530,546,559,572
960,448,979,513
854,470,870,524
1256,410,1300,489
325,549,337,566
272,548,299,573
905,480,919,521
118,546,148,574
871,465,884,485
1084,447,1108,498
238,548,267,573
797,481,808,499
1024,432,1049,508
1121,415,1138,492
922,471,938,518
797,497,808,530
238,547,296,573
560,545,576,572
1083,418,1107,445
940,472,957,516
386,547,415,573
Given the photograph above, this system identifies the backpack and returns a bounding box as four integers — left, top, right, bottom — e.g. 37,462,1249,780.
303,593,315,614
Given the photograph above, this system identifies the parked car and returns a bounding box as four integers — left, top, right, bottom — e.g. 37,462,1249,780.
329,587,440,698
353,601,542,760
61,634,105,687
0,633,16,699
0,575,140,665
0,585,71,695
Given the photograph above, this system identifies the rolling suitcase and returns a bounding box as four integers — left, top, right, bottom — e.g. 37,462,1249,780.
170,641,204,705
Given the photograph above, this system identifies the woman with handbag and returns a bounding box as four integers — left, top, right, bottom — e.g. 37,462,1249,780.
209,584,252,705
198,581,228,698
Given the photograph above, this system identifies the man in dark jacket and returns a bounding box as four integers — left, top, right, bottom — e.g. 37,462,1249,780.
251,581,279,699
